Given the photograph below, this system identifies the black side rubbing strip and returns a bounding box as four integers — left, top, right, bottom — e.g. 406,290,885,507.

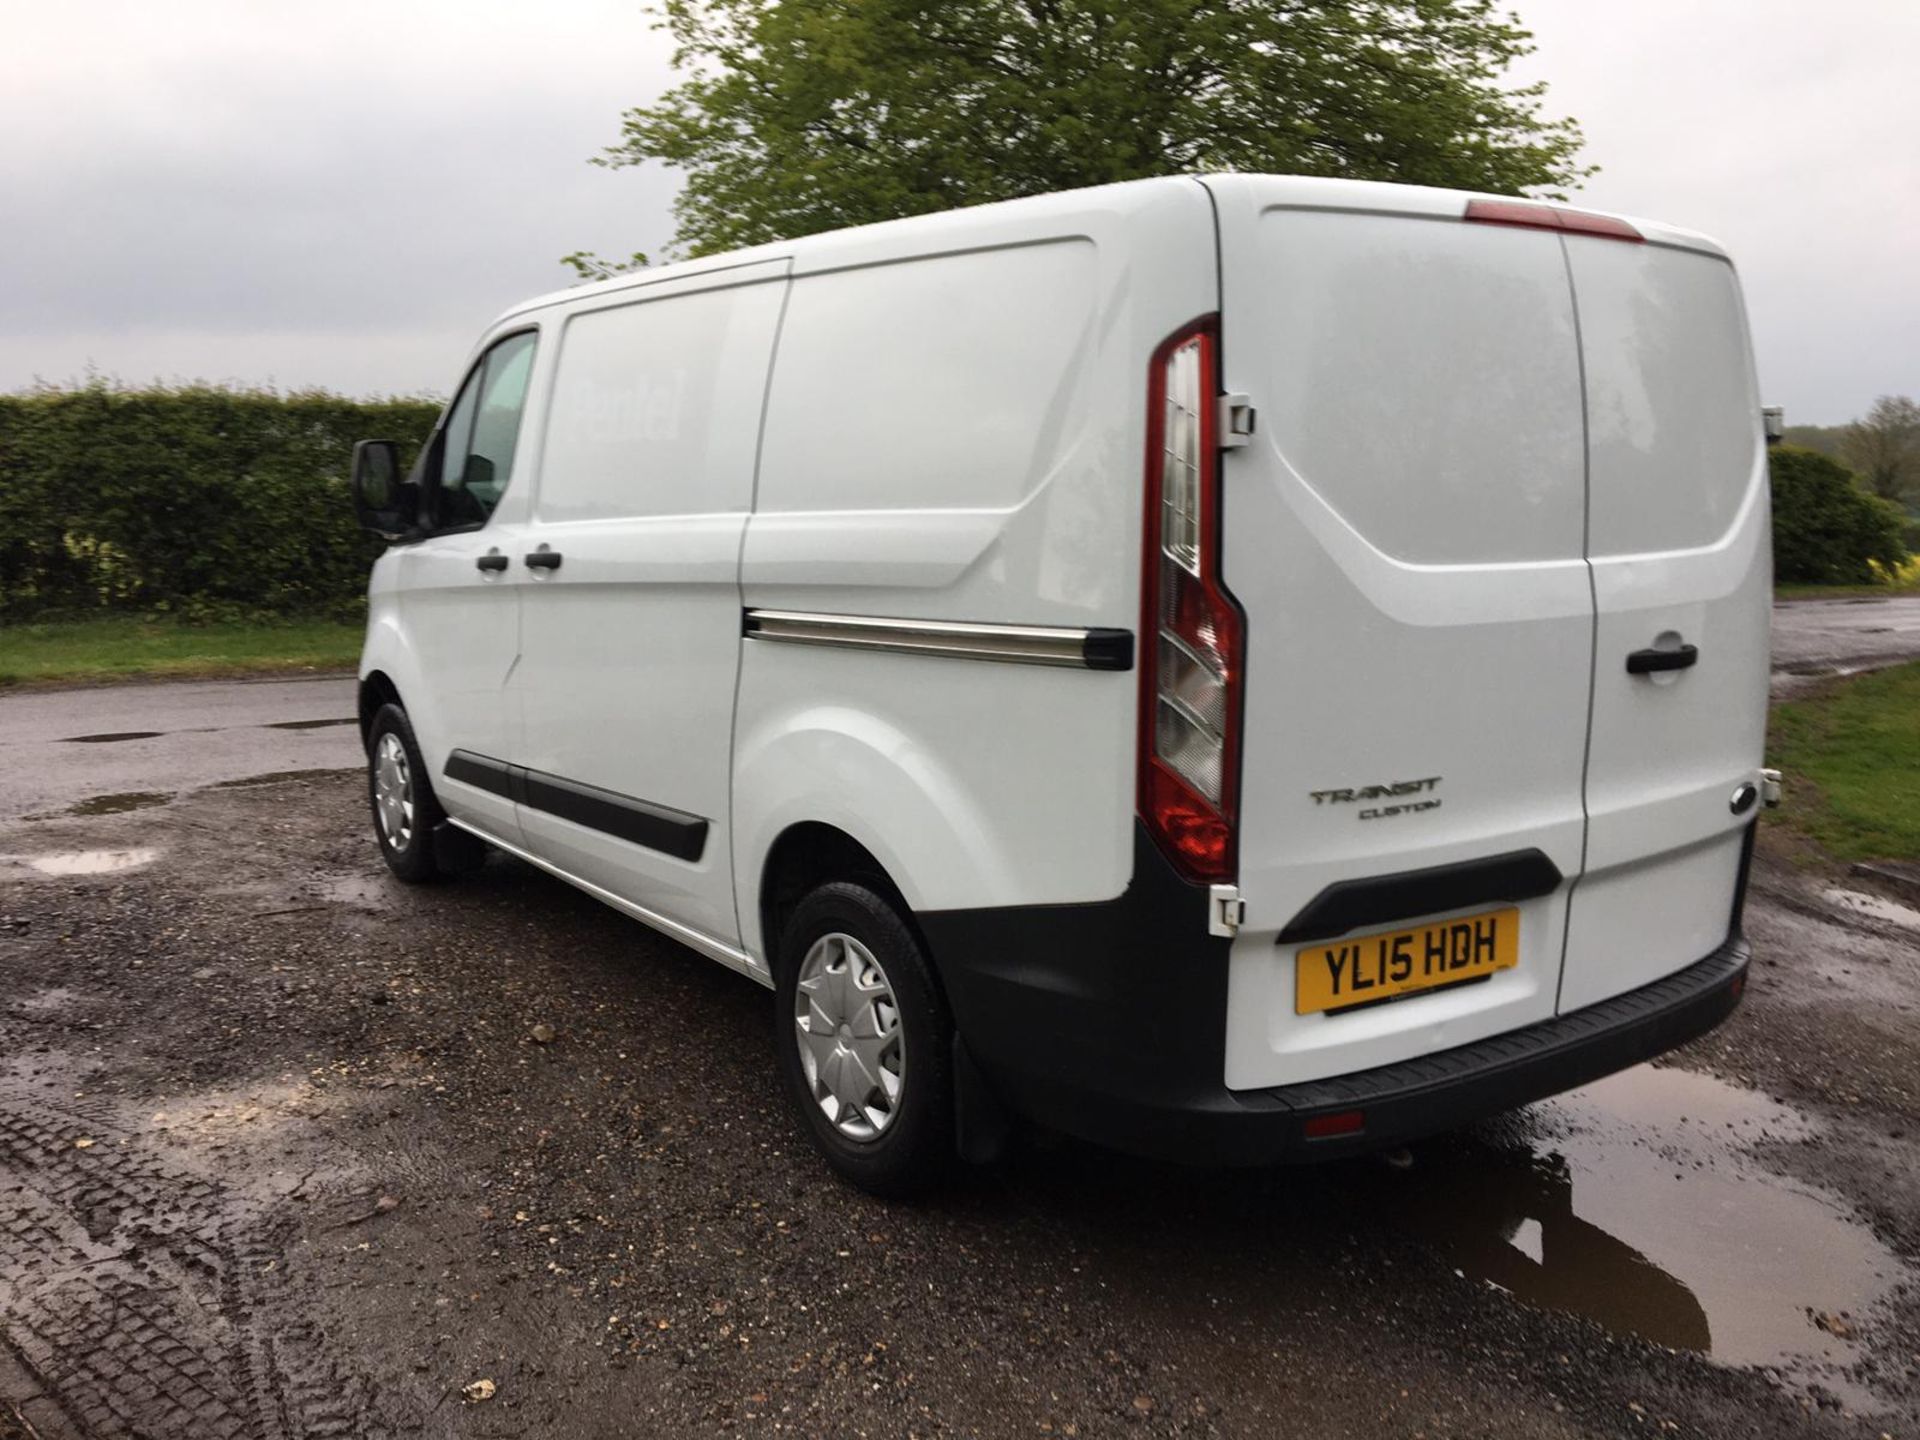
445,749,515,800
520,771,708,863
1277,848,1564,945
1082,628,1135,672
443,751,708,863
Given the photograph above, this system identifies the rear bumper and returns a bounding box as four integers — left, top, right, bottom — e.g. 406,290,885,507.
920,824,1752,1166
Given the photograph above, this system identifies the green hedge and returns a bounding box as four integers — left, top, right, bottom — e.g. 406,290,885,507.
1769,444,1909,586
4,389,1911,618
0,383,439,620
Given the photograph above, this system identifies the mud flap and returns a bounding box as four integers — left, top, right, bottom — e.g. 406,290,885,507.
953,1034,1012,1165
432,821,489,876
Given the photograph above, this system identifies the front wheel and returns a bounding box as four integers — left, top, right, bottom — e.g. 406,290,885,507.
365,702,448,883
774,882,954,1197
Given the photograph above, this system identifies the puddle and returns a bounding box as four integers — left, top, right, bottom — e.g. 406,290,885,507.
66,790,172,817
1376,1067,1908,1407
62,730,164,744
18,848,160,876
265,717,357,731
1823,888,1920,933
213,768,357,789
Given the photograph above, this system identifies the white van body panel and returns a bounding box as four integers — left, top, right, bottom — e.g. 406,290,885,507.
1558,236,1771,1010
1204,175,1596,1089
364,317,555,851
732,179,1216,955
1201,174,1768,1093
510,260,790,951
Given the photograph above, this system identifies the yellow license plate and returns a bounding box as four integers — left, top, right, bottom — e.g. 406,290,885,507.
1295,907,1519,1015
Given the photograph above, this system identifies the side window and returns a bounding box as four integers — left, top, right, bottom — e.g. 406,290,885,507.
431,330,538,531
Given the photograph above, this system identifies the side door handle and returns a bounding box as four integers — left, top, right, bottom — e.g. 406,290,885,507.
475,552,508,572
1626,643,1698,675
524,548,563,571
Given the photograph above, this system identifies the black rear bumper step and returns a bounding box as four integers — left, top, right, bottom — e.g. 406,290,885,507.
926,821,1755,1167
1242,934,1749,1160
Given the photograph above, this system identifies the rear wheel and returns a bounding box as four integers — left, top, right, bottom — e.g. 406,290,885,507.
774,882,954,1197
366,702,448,883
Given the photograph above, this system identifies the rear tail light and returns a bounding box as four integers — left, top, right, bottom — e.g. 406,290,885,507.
1139,319,1244,884
1464,198,1643,243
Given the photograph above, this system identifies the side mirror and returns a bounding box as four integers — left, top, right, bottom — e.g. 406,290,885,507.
351,439,418,538
1762,406,1785,446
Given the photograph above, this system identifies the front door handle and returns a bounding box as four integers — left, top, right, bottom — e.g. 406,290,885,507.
1627,643,1698,675
524,549,563,571
475,552,508,572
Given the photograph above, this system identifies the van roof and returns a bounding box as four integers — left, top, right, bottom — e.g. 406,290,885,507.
489,173,1729,331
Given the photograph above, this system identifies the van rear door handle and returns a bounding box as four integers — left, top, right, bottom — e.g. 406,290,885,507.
475,553,508,572
524,549,563,571
1626,644,1698,675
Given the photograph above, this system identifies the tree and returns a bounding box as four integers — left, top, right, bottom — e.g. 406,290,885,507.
1769,445,1908,586
1841,394,1920,504
596,0,1593,258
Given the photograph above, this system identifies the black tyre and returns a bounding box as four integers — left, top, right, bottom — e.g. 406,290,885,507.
774,882,955,1197
366,702,447,883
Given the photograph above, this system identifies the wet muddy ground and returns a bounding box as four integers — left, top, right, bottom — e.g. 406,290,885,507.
1770,595,1920,697
2,765,1918,1440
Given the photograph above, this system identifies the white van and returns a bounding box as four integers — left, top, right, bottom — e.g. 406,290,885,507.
349,175,1772,1195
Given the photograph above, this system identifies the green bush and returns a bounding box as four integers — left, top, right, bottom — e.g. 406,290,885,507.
1769,444,1909,585
0,382,439,619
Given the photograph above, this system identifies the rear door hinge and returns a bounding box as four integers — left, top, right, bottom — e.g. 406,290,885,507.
1208,883,1246,937
1219,394,1255,449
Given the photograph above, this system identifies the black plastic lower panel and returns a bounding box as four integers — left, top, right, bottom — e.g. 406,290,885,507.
920,821,1753,1166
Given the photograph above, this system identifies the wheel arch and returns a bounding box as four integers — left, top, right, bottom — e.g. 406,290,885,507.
358,669,404,748
758,822,925,979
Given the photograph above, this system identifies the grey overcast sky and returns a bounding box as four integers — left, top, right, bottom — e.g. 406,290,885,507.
0,0,1912,423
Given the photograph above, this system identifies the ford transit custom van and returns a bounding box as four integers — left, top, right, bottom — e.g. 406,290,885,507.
349,175,1772,1196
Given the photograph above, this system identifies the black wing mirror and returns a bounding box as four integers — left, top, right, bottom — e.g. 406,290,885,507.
351,439,419,538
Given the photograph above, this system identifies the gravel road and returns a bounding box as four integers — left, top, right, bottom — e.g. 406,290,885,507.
0,604,1916,1439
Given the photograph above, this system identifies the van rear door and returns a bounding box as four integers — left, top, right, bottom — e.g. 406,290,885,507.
1557,230,1768,1011
1203,177,1595,1090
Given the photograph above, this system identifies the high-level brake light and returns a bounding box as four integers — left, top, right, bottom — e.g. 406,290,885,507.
1139,318,1245,885
1464,198,1644,243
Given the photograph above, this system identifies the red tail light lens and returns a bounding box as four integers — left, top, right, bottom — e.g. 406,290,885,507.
1139,319,1244,884
1303,1109,1366,1141
1464,198,1643,243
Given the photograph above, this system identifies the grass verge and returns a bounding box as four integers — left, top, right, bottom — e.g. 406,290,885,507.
0,616,362,687
1776,583,1919,601
1766,660,1920,863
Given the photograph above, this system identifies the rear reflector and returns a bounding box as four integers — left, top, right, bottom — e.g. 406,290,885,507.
1303,1110,1366,1141
1464,198,1643,243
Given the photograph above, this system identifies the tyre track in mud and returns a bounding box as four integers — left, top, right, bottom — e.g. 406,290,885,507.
0,1083,374,1440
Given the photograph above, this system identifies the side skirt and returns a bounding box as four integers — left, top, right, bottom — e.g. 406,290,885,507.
444,817,772,989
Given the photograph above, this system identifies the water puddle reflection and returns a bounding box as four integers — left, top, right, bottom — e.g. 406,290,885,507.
265,717,357,731
66,791,172,817
21,848,160,876
213,768,356,789
1823,888,1920,933
1374,1067,1906,1407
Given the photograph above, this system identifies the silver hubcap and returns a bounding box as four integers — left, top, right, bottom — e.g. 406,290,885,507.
373,732,414,849
793,932,904,1142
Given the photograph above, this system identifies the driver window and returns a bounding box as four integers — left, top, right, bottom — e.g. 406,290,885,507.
433,330,537,530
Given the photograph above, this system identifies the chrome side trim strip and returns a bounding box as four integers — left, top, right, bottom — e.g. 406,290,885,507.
742,610,1133,671
445,818,772,988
